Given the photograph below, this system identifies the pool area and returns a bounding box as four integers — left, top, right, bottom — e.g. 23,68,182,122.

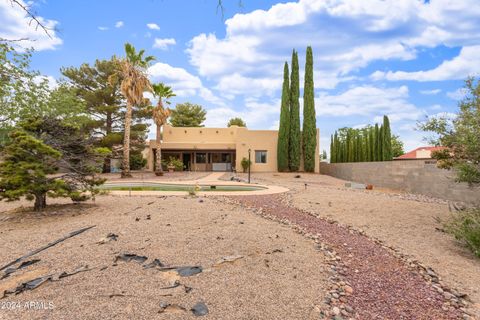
100,182,267,192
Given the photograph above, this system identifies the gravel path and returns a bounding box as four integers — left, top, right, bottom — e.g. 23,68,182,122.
233,194,464,319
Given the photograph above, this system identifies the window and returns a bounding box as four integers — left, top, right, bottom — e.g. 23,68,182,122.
196,153,207,163
255,150,267,163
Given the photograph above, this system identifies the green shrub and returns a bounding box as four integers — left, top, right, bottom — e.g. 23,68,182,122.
162,157,184,171
445,208,480,258
241,157,251,173
130,153,147,170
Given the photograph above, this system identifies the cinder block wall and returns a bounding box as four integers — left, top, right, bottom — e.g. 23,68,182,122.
320,160,480,205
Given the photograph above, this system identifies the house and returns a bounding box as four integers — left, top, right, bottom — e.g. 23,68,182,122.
144,124,320,173
395,146,445,160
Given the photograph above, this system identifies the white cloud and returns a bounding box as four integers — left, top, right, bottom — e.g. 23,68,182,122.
115,21,124,28
186,0,480,97
419,89,441,95
148,62,223,106
33,75,58,90
371,45,480,82
98,26,108,31
153,38,176,50
215,73,281,97
317,85,424,123
0,0,62,51
147,23,160,30
446,88,467,100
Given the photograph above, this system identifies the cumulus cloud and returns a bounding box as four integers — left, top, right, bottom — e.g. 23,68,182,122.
0,0,62,50
371,45,480,81
147,23,160,30
98,26,108,31
115,21,124,28
419,89,441,95
148,62,224,106
316,85,424,122
446,88,468,100
153,38,176,50
186,0,480,98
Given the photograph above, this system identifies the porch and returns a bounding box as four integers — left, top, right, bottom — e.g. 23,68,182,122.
154,149,236,172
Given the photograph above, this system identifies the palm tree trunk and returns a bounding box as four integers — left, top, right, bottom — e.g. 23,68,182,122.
155,124,163,176
122,101,132,178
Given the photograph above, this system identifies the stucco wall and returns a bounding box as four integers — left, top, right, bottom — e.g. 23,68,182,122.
320,160,480,205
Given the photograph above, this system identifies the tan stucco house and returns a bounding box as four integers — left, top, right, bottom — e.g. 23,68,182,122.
144,124,320,173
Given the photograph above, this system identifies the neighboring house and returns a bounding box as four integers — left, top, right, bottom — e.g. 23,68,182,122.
395,146,445,160
144,124,320,173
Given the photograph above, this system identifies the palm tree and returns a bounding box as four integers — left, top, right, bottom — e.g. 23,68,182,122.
115,43,155,178
151,83,175,175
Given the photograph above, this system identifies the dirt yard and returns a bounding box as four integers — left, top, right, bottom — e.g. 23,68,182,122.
229,172,480,318
0,195,328,320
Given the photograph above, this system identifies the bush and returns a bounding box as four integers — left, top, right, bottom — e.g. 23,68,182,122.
162,157,184,171
241,157,251,173
445,209,480,258
130,153,147,170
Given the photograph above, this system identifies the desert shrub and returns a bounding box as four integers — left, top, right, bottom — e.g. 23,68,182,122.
445,208,480,258
241,157,251,173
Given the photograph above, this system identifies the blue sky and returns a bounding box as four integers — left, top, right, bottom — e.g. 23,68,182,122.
2,0,479,155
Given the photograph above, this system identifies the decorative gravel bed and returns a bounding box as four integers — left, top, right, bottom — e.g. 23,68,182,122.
232,194,465,320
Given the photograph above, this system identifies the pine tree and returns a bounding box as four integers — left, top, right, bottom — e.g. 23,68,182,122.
277,62,290,171
289,50,301,171
302,46,317,172
383,115,392,160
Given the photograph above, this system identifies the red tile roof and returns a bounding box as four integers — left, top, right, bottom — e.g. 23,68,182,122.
395,146,446,159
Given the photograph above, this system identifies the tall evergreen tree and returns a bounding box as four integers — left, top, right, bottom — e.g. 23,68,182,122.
277,62,290,171
374,124,380,161
382,115,392,160
288,50,301,171
302,46,317,172
330,134,335,163
369,127,375,161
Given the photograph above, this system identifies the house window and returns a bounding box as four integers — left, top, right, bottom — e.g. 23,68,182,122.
255,150,267,163
196,153,207,163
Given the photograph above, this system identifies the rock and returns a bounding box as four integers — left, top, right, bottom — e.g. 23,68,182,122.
332,306,340,315
344,285,353,295
344,305,354,313
444,292,454,300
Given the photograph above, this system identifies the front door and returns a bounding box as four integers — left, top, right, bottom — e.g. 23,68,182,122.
183,153,191,171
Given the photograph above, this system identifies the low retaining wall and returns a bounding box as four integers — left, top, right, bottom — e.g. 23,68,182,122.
320,160,480,205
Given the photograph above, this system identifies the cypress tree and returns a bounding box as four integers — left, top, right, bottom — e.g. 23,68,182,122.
369,127,375,161
302,46,316,172
277,62,290,171
374,124,380,161
379,125,384,161
383,115,392,160
330,134,335,163
289,50,301,171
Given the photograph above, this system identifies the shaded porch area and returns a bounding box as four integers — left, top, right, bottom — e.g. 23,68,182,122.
153,149,236,172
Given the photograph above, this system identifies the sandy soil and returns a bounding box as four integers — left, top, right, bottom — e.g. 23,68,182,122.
0,195,328,320
231,172,480,317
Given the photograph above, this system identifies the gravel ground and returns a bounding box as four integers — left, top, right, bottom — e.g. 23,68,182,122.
228,172,480,318
233,194,463,319
0,196,329,320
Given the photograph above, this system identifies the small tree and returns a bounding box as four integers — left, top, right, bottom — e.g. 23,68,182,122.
391,135,405,158
241,157,251,173
420,77,480,185
0,118,108,211
0,131,63,211
169,102,207,127
227,117,246,127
